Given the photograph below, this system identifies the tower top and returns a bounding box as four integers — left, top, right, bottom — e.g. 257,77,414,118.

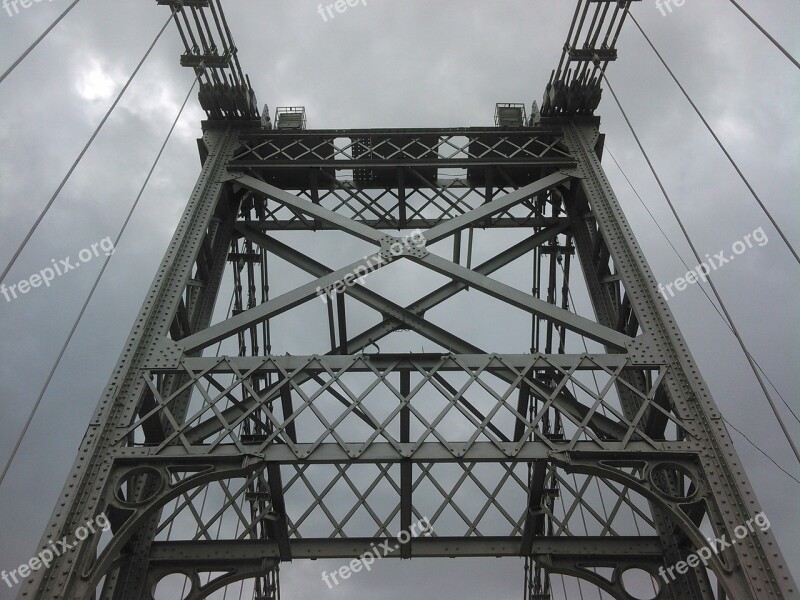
154,0,639,124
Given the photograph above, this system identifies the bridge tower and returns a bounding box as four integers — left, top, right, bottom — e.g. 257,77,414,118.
21,1,797,599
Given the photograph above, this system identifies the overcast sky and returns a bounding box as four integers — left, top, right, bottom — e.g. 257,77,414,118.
0,1,798,599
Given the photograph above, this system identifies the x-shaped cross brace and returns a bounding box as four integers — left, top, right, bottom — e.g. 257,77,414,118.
174,171,631,354
170,172,635,444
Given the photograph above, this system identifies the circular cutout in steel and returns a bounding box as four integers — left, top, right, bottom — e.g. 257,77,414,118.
620,567,660,600
115,467,164,506
649,462,699,501
152,572,192,600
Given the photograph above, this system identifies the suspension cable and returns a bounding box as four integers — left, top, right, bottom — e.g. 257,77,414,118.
0,11,174,285
603,74,800,464
0,73,201,488
629,14,800,266
723,418,800,485
726,0,800,71
606,147,799,426
0,0,82,86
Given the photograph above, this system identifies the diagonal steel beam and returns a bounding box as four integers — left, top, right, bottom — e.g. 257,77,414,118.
177,251,389,353
411,252,632,349
185,218,572,358
422,170,573,243
233,170,572,248
236,225,483,354
182,172,578,354
233,174,385,244
184,226,629,443
181,172,572,354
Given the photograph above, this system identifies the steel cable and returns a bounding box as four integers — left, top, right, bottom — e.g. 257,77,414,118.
604,149,800,484
0,0,82,86
603,74,800,464
630,14,800,266
726,0,800,71
0,11,174,285
0,72,202,487
606,147,799,426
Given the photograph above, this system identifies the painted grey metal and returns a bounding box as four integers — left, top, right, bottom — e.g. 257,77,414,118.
21,118,797,600
145,536,665,559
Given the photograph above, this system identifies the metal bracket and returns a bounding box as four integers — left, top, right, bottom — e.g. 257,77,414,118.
537,553,665,600
145,338,184,370
146,558,277,600
75,459,271,597
378,232,429,262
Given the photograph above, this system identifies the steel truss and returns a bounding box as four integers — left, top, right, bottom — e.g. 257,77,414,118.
20,119,796,600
